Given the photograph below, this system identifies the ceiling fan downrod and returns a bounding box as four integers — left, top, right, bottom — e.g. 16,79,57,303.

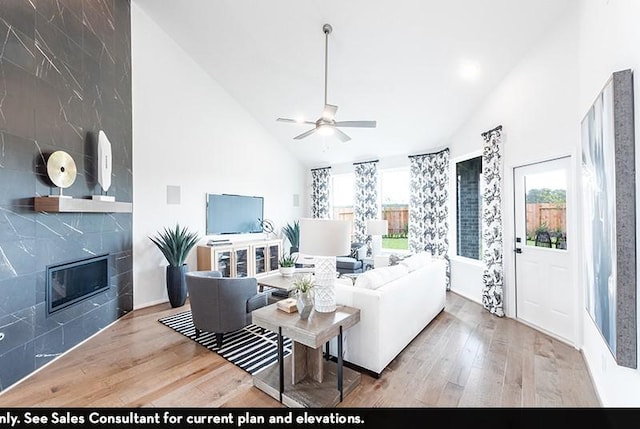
275,22,376,143
323,23,332,107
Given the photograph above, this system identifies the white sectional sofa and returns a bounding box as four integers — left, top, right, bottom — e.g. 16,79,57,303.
332,252,447,377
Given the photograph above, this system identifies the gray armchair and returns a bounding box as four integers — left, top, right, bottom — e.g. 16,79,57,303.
185,271,268,348
336,242,368,275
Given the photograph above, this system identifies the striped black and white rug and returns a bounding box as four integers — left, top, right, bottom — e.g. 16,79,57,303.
158,311,292,375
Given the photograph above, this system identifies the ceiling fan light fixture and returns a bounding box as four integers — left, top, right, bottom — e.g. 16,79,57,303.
317,124,335,136
276,23,376,142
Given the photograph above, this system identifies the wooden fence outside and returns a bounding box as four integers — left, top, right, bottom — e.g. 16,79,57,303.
333,206,409,237
382,206,409,236
526,203,566,237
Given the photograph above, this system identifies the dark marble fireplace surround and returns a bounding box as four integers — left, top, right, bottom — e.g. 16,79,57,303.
0,0,132,391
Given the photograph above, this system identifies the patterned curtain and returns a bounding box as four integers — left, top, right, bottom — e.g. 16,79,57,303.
311,167,331,219
354,161,379,244
481,127,504,317
408,149,450,289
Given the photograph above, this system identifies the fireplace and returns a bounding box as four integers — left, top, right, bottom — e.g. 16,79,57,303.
46,254,110,315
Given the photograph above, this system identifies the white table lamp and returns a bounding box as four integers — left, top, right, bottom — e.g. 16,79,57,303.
366,219,388,257
299,218,351,313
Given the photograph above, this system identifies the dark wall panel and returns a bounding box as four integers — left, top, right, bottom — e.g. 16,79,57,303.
0,0,132,391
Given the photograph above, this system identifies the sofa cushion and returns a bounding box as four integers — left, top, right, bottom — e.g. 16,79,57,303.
399,252,432,272
354,264,409,290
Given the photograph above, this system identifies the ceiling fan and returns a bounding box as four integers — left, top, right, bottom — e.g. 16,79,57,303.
276,23,377,143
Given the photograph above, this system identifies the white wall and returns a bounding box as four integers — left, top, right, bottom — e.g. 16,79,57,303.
131,4,306,308
449,0,640,406
577,0,640,407
448,9,580,316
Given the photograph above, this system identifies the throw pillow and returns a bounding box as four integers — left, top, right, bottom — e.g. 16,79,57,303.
389,254,401,265
353,270,380,289
349,242,365,259
349,246,359,259
399,252,432,272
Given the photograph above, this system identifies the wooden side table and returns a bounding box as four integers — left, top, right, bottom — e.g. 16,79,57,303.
251,303,361,408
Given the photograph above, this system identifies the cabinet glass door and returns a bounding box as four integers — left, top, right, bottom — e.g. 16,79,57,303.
254,245,267,275
215,250,232,277
268,244,281,272
235,248,249,277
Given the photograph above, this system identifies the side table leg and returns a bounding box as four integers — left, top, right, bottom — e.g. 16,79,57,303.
325,342,330,361
278,327,284,403
338,325,343,402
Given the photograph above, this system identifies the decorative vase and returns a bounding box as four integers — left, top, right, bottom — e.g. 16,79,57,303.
166,264,188,308
296,291,314,319
279,266,295,277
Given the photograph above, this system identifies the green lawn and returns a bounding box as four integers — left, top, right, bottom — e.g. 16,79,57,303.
382,237,408,250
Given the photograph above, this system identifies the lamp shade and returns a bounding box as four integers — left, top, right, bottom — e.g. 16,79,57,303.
366,219,388,236
299,218,351,257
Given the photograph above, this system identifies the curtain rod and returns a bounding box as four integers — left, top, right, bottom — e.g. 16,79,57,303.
408,147,449,158
481,124,502,138
310,166,331,172
352,159,379,165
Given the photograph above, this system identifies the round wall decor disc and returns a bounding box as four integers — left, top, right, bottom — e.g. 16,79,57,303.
46,150,77,188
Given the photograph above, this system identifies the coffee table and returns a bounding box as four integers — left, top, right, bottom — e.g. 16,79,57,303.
256,272,304,303
257,272,351,302
256,272,299,293
251,303,361,408
339,272,361,285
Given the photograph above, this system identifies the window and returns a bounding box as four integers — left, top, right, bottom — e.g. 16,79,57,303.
331,173,355,237
379,168,409,251
456,156,482,260
525,170,567,249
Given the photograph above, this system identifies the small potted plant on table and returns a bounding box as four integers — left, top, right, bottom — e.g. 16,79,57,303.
291,274,315,319
278,254,297,277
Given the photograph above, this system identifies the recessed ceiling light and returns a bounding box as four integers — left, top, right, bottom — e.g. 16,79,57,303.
459,60,481,81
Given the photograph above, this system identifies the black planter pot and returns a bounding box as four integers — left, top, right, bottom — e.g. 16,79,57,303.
166,264,188,308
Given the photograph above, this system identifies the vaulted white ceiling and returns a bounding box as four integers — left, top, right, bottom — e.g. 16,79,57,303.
134,0,575,167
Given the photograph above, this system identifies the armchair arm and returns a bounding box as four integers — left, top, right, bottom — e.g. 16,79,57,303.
246,292,268,313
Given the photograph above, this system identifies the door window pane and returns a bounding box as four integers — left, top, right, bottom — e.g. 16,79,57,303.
525,170,567,250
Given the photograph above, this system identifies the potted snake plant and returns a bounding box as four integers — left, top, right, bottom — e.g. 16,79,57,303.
282,220,300,254
149,223,199,308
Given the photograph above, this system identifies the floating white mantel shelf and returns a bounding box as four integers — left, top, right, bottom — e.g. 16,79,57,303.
34,197,133,213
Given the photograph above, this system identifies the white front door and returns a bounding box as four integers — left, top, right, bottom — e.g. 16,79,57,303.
513,156,575,344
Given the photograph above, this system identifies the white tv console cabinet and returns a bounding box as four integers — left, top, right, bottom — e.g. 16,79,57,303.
196,238,283,278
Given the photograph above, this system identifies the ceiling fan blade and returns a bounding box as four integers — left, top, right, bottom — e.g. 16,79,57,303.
333,127,351,142
333,120,377,128
277,118,316,125
293,128,318,140
322,104,338,121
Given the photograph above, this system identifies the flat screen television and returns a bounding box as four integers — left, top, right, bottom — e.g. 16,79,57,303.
206,193,264,235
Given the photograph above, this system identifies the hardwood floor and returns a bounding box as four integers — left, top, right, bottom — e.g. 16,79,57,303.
0,291,600,407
